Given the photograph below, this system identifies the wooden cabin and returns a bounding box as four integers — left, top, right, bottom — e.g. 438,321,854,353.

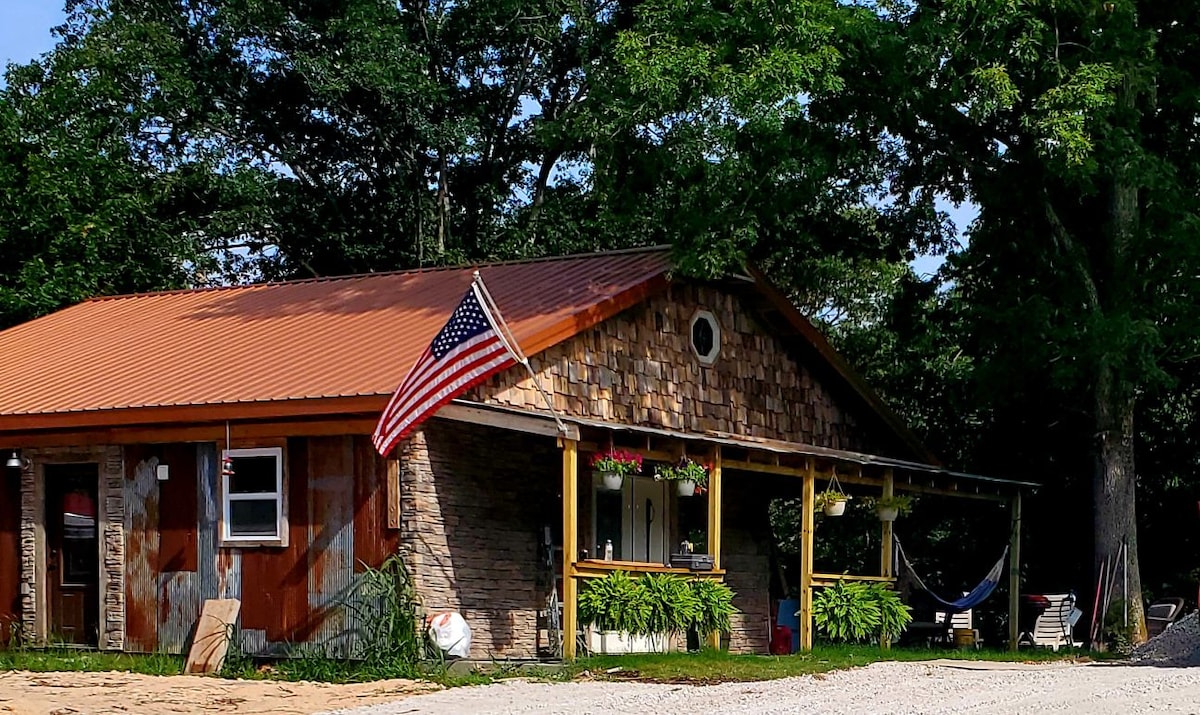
0,248,1030,657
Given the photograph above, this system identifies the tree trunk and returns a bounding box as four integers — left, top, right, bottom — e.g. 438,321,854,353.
1093,365,1146,646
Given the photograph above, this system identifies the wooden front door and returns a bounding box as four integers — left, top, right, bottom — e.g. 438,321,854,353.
45,464,99,646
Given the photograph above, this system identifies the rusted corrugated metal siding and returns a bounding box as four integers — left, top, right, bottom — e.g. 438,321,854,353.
305,436,356,654
121,435,392,655
240,437,311,644
354,436,399,570
157,444,197,573
124,446,160,652
0,470,19,643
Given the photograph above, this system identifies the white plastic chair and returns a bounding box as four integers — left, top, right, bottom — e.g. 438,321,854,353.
1019,592,1083,651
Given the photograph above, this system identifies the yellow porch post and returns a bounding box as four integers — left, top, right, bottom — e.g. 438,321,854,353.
561,437,579,660
880,468,894,649
1008,490,1022,652
800,458,816,651
706,446,724,649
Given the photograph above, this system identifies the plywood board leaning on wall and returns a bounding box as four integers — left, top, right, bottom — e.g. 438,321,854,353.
185,599,242,675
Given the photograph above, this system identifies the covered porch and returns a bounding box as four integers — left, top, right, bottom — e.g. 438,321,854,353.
551,415,1035,658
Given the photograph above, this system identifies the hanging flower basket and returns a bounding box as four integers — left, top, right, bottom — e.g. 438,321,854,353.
656,456,710,498
814,491,849,516
591,449,643,491
813,470,850,516
866,494,913,522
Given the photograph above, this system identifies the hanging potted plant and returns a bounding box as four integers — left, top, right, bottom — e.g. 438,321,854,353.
656,456,710,497
865,494,914,522
813,470,850,516
813,490,851,516
590,449,643,491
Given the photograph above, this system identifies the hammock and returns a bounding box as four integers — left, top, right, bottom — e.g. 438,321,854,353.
895,538,1009,613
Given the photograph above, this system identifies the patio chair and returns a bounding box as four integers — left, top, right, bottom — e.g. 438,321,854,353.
1019,592,1083,651
1146,597,1186,638
935,595,981,649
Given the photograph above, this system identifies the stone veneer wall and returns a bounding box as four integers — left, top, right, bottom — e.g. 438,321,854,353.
19,446,124,649
398,420,560,659
470,282,873,451
721,485,774,654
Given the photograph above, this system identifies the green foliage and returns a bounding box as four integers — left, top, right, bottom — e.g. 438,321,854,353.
871,584,914,644
812,580,880,644
578,571,652,635
811,580,911,645
655,457,711,486
220,554,425,682
578,572,736,637
812,490,850,511
640,573,701,638
690,579,736,637
862,494,914,517
0,648,183,676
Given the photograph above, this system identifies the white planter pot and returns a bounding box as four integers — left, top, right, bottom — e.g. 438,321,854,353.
823,500,847,517
677,479,697,497
600,471,624,491
877,506,899,522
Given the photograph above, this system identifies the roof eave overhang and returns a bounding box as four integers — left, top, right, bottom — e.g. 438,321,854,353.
0,394,390,437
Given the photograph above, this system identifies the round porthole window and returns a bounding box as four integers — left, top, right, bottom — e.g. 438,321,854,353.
689,310,720,365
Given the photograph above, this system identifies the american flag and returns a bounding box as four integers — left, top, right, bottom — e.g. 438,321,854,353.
372,281,517,457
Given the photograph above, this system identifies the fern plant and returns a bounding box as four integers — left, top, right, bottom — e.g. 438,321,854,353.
870,583,913,644
812,580,882,643
578,570,651,634
640,573,701,637
690,578,736,636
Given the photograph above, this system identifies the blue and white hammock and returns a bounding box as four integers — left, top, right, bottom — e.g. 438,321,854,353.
895,538,1009,613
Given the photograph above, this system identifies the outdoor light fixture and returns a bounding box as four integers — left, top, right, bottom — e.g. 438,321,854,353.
5,451,30,470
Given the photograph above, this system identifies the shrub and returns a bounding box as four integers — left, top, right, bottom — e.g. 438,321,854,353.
871,583,913,644
578,570,651,634
811,580,912,644
578,572,737,638
812,580,881,643
691,578,736,637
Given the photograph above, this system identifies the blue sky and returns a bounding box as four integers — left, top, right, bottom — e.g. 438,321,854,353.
0,2,64,67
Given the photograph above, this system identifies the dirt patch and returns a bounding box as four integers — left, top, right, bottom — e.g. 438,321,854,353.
0,671,436,715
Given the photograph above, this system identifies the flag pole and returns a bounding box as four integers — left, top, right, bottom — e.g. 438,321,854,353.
473,271,570,435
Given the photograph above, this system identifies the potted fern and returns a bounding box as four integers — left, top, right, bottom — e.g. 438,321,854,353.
865,494,914,522
656,456,710,497
813,490,851,517
590,449,643,491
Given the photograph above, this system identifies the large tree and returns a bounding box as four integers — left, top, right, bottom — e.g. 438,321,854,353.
621,0,1200,639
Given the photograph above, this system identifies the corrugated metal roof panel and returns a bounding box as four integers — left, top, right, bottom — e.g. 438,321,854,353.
0,249,672,420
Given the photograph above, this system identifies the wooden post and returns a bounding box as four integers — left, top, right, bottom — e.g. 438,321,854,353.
1008,490,1022,652
561,437,579,660
706,446,724,650
880,469,894,649
800,458,816,651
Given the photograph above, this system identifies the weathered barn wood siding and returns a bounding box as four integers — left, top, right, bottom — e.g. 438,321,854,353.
0,475,19,643
122,435,395,655
398,420,560,659
471,283,882,452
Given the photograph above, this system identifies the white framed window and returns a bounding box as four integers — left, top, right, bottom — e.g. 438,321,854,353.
220,447,287,546
689,310,721,365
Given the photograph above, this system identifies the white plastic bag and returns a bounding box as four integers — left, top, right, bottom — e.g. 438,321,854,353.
427,611,472,658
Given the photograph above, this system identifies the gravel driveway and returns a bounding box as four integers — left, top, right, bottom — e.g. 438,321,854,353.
323,661,1200,715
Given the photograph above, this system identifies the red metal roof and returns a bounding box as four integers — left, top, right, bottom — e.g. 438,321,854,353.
0,248,672,428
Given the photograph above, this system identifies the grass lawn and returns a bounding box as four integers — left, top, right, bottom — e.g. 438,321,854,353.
0,648,184,676
573,645,1096,684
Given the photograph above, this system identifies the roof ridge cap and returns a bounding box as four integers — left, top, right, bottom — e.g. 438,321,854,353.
87,246,673,303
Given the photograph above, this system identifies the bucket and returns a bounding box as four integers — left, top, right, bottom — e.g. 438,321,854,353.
952,628,975,649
